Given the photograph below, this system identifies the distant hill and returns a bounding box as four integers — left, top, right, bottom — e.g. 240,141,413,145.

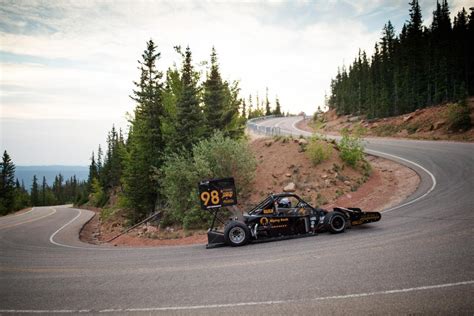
15,166,89,190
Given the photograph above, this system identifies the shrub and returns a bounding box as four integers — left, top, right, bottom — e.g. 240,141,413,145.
352,123,367,137
373,124,400,136
306,137,333,165
100,207,117,221
90,178,107,207
160,132,256,228
338,129,364,167
446,102,471,131
406,124,419,134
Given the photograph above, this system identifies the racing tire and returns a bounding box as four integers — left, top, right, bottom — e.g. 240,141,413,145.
326,212,346,234
224,221,250,247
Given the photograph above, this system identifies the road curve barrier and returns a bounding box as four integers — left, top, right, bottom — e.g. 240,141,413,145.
247,115,283,136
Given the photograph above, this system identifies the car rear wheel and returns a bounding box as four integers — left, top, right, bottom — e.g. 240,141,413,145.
224,221,250,247
326,212,346,234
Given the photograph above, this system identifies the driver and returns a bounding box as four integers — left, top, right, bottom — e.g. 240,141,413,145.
278,197,291,208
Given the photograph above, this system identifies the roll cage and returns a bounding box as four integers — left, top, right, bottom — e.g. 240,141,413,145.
247,193,319,216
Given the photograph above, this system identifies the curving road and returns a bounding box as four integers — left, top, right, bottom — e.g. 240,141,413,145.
1,116,473,315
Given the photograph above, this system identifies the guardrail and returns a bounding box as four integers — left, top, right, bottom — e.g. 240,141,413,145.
247,114,311,137
246,115,283,136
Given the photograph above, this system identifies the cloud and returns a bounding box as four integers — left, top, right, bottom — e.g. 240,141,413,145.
1,0,471,164
1,1,386,115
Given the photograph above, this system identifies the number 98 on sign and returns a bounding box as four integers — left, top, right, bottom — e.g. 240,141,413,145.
198,178,237,210
200,190,220,207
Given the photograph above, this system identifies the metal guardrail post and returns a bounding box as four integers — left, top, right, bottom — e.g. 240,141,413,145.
246,115,285,136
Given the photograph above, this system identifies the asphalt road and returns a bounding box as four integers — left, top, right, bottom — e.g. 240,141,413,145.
1,116,473,315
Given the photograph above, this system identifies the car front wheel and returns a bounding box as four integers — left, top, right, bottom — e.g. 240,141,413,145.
224,221,250,246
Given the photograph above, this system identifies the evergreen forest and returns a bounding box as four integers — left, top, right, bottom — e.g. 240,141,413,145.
329,0,474,118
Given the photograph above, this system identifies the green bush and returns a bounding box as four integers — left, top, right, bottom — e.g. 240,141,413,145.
90,178,107,207
446,103,471,131
100,207,117,221
373,124,400,136
160,132,256,228
338,129,364,167
352,123,367,137
405,124,419,134
306,137,333,165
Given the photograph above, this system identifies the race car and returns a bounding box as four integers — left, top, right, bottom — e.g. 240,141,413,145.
199,178,382,248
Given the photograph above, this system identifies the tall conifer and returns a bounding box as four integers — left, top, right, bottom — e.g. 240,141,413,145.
265,87,271,115
203,47,226,134
175,46,204,151
31,175,39,206
0,150,16,214
123,39,165,219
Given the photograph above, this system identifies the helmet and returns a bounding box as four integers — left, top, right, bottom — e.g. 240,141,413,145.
278,198,291,208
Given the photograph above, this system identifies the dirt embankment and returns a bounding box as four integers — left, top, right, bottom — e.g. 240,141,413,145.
247,137,418,212
306,97,474,141
80,135,420,247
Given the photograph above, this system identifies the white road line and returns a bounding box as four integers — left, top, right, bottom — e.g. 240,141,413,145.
365,149,437,213
1,280,472,313
0,208,56,230
46,207,200,251
291,116,310,135
0,309,91,314
274,117,286,127
49,208,83,248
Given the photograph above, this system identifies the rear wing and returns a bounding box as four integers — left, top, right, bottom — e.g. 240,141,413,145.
334,207,381,226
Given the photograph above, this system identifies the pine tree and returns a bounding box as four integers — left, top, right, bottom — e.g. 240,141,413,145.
123,39,166,220
97,145,103,179
452,8,470,99
203,47,226,135
467,8,474,94
102,126,125,190
406,0,426,109
31,175,39,206
42,176,47,206
256,93,260,114
241,99,247,119
274,96,282,115
52,173,63,204
0,150,16,214
175,46,204,151
248,94,254,118
265,87,271,115
87,151,98,190
13,178,30,211
161,67,181,152
220,80,244,138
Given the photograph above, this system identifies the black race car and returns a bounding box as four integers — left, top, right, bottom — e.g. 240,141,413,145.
206,193,381,248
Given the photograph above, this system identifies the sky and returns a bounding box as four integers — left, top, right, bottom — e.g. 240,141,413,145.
0,0,471,165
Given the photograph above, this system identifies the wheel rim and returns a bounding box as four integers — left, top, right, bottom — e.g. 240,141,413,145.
332,216,344,231
229,227,245,244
